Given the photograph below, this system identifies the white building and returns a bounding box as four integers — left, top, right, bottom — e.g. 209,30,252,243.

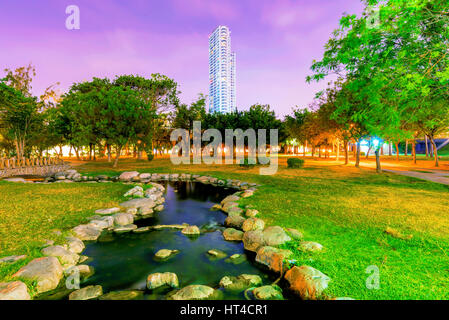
208,26,236,113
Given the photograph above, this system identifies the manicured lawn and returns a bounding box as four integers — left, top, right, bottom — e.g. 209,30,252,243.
1,157,449,299
0,181,130,287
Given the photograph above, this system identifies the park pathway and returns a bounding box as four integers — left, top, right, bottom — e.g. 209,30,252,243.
382,168,449,185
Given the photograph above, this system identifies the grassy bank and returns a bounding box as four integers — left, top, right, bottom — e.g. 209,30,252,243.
1,157,448,299
0,182,129,286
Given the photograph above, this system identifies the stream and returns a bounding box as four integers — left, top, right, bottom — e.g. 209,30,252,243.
81,181,274,300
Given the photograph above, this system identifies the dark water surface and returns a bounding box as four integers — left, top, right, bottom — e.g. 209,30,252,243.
82,181,273,299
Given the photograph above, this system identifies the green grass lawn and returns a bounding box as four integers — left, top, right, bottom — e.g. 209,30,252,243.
0,181,130,288
1,158,449,299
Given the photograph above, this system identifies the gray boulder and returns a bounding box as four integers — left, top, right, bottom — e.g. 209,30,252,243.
219,274,262,292
41,246,79,268
224,215,246,229
13,257,63,293
181,225,200,236
69,285,103,300
223,228,244,241
147,272,179,289
284,266,330,300
72,225,102,241
119,171,139,181
95,207,120,215
263,226,291,246
113,212,134,226
171,285,216,300
242,218,265,232
0,281,30,300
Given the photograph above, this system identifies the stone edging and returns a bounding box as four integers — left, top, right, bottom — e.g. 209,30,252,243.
0,169,348,301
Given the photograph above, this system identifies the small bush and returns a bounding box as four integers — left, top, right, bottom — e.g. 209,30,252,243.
147,152,154,162
287,158,304,169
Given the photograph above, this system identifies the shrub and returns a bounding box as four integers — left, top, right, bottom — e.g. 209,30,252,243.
287,158,304,168
147,152,154,162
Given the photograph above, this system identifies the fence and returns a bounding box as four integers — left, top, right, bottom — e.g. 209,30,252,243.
0,157,68,178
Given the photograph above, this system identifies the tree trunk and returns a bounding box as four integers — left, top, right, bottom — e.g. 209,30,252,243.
425,136,429,157
430,137,439,167
336,140,340,162
388,141,392,156
366,144,372,159
344,140,349,165
73,146,80,160
395,142,400,161
355,140,361,168
113,145,122,168
412,140,417,164
107,144,112,163
375,148,381,173
405,140,408,156
318,147,321,158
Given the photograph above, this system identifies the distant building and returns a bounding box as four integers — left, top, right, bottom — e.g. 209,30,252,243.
208,25,236,113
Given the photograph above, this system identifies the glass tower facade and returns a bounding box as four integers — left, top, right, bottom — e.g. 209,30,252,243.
208,26,236,113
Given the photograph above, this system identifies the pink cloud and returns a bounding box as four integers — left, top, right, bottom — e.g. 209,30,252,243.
172,0,240,20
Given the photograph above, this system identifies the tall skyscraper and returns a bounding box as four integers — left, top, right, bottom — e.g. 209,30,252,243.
208,26,236,113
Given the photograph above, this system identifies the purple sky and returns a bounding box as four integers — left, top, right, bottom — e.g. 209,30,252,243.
0,0,363,117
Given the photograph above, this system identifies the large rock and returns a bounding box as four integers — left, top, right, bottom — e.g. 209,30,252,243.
41,246,80,268
88,216,114,230
113,224,137,233
0,281,30,300
245,209,259,217
0,255,26,264
181,225,200,236
284,266,331,300
124,186,144,197
224,215,245,229
119,198,155,209
119,171,139,181
241,190,255,198
99,290,144,300
171,285,216,300
255,246,292,273
147,272,179,289
253,285,283,300
65,237,85,254
243,230,264,252
227,207,244,216
223,228,244,241
13,257,63,293
95,207,120,215
72,225,102,241
113,212,134,226
155,249,179,259
263,226,291,246
298,241,323,252
207,249,227,259
69,285,103,300
220,195,240,205
219,274,262,292
287,228,303,240
222,201,239,212
242,218,265,232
